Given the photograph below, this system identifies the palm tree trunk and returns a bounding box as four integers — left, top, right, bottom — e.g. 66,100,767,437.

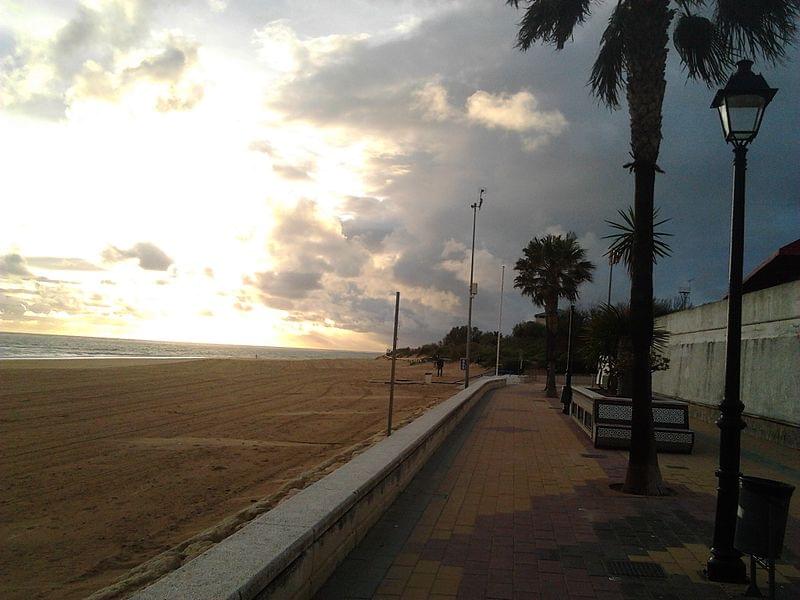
545,299,558,397
621,0,670,495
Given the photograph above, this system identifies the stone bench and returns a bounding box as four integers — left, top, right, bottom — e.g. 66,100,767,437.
570,385,694,453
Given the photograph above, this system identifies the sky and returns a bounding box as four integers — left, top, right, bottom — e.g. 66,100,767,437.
0,0,798,352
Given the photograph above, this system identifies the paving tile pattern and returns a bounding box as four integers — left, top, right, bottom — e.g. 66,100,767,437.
315,384,800,599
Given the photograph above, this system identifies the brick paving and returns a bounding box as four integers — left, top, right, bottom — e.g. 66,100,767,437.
315,383,800,599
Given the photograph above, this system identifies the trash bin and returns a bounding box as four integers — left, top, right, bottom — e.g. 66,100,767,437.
424,372,433,384
734,475,795,559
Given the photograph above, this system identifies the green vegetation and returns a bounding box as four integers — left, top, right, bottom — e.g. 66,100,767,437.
514,232,595,396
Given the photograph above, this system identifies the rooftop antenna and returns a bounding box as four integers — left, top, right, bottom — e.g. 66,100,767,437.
679,285,691,310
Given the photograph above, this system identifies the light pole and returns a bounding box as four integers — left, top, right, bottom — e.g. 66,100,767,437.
387,291,400,436
495,265,505,376
607,250,620,306
464,188,484,388
706,59,777,584
560,304,575,414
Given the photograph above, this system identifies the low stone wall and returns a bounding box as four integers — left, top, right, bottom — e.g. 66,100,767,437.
677,400,800,449
652,280,799,445
130,376,506,600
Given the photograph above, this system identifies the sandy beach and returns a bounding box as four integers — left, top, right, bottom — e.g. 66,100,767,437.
0,357,469,599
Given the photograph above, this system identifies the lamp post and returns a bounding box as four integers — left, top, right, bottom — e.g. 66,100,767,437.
495,265,505,376
607,250,620,306
706,60,777,583
560,304,575,414
464,188,484,389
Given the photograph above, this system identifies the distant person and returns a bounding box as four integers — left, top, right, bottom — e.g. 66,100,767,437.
436,357,444,377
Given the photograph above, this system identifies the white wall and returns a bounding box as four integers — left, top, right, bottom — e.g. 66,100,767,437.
652,281,799,426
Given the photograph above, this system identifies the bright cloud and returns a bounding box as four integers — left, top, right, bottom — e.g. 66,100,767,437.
0,1,203,118
466,89,567,134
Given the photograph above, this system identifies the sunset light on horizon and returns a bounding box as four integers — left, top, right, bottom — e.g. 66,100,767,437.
2,0,797,352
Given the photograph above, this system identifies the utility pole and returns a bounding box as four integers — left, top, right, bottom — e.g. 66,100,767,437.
464,188,484,388
607,250,620,306
387,291,400,436
495,265,505,376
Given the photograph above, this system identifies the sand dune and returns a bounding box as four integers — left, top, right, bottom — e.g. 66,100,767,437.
0,357,467,599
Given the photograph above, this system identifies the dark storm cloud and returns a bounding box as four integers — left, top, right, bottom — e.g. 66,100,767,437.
339,196,402,250
259,2,798,346
102,242,174,271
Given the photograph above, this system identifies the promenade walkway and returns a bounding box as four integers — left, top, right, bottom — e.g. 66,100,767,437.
315,383,800,599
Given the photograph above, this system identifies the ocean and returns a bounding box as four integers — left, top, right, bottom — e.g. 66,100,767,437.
0,331,379,360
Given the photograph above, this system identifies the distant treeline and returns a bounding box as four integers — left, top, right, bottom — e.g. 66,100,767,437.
390,296,689,374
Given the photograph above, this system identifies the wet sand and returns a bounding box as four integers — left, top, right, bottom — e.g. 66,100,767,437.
0,357,467,599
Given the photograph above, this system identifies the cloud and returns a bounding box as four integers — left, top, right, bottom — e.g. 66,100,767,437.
267,198,370,278
25,257,103,271
272,162,314,181
248,140,274,155
0,2,203,118
254,270,323,300
413,81,458,122
253,20,369,76
123,35,198,83
466,89,567,136
0,293,27,319
102,242,173,271
0,254,33,278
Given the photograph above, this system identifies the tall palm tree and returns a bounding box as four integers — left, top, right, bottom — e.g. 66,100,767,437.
514,233,595,397
506,0,799,495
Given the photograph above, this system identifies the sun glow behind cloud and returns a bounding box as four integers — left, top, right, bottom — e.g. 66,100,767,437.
0,2,440,351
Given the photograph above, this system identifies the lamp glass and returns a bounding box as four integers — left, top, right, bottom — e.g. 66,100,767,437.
719,93,766,142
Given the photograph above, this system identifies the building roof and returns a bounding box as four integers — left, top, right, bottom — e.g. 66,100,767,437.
742,238,800,294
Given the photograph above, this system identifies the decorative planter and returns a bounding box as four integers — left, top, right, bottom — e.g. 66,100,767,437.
570,386,694,453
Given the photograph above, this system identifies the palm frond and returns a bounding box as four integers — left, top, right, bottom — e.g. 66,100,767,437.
590,0,628,108
716,0,800,63
604,206,673,272
508,0,595,50
673,12,732,83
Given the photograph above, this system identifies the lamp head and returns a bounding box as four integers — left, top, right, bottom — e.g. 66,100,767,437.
711,60,777,145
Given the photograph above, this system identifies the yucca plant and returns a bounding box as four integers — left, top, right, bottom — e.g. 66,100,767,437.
581,303,670,397
505,0,799,495
605,206,673,270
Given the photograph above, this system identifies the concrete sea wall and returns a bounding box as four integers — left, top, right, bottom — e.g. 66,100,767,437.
652,280,799,446
131,376,506,600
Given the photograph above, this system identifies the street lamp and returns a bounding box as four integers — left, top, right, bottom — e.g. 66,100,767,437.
706,60,777,584
464,188,484,388
560,304,575,415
